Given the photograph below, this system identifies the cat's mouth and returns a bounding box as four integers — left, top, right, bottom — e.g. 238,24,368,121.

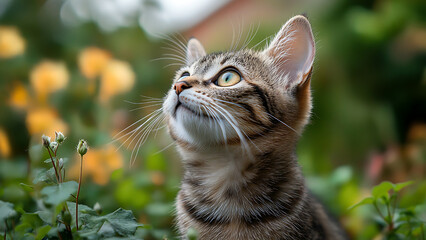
174,101,211,119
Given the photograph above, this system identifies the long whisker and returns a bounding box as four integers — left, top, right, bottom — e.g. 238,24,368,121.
114,108,164,155
125,109,163,149
151,57,186,65
203,105,227,146
153,142,175,155
266,112,300,136
209,102,255,159
163,63,185,69
212,97,299,136
112,109,162,142
241,22,260,50
162,46,186,58
251,35,270,50
130,103,164,112
140,95,163,100
124,99,163,105
130,110,165,166
210,101,262,154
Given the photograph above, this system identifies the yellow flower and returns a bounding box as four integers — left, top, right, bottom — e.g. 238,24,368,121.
26,107,68,136
99,59,135,102
30,61,69,100
9,81,29,110
0,128,11,158
0,26,25,58
70,145,123,185
78,47,111,80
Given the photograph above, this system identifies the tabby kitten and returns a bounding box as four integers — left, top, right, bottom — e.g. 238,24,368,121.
162,15,347,240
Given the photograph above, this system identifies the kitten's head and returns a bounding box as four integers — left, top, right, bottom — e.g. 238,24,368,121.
163,15,315,149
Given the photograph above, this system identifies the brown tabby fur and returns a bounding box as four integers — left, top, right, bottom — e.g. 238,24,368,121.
162,15,348,240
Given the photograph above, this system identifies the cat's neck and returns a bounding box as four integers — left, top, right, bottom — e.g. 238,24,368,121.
177,130,304,199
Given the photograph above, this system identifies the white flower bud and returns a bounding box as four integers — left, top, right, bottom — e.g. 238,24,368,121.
93,202,102,214
58,158,64,169
55,131,65,144
50,141,58,152
77,139,88,156
42,135,51,148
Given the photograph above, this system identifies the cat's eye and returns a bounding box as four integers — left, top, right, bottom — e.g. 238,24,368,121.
178,72,190,81
216,71,241,87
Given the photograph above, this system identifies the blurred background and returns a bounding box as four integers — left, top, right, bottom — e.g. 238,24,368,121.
0,0,425,239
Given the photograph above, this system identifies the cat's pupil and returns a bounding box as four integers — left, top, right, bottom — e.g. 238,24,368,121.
223,73,231,82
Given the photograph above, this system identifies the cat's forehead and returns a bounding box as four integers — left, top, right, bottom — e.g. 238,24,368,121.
191,50,263,78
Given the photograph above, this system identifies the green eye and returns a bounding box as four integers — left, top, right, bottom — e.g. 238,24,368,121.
216,71,241,87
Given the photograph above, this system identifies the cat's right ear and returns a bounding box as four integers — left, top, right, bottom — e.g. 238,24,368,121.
263,15,315,89
186,38,206,65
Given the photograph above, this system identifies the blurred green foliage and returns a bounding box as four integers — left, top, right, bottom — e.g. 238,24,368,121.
0,0,425,239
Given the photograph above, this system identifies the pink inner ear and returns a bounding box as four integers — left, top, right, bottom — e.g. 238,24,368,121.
186,38,206,65
264,16,315,87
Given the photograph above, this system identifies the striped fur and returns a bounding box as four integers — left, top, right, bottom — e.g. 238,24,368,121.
162,16,347,239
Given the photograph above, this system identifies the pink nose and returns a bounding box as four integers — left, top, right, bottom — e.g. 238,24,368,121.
173,81,191,95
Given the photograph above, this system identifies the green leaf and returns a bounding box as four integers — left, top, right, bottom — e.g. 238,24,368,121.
348,197,374,210
372,181,393,200
35,225,51,240
0,200,17,222
394,181,414,192
20,183,34,192
100,208,142,236
66,201,97,229
44,157,68,165
41,181,78,206
15,213,44,235
33,167,57,184
36,210,53,225
77,208,142,237
44,157,56,164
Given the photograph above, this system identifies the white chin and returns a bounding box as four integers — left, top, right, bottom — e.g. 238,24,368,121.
172,106,235,146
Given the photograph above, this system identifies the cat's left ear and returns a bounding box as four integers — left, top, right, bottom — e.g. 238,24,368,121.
186,38,206,65
263,15,315,89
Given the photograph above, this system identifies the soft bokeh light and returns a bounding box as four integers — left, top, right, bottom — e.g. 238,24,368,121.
0,129,11,158
30,61,69,101
9,82,30,110
99,59,135,102
26,107,69,136
78,47,112,80
0,26,25,58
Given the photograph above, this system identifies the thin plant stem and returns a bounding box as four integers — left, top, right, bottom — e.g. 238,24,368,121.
5,220,12,240
76,155,83,231
63,202,72,232
53,146,63,183
46,148,60,183
373,201,386,221
391,193,397,219
4,220,7,240
385,200,394,231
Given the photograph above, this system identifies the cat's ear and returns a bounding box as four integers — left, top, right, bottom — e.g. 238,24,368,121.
186,38,206,65
263,15,315,89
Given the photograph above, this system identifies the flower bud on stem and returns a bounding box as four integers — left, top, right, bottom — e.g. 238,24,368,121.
55,131,65,144
75,139,88,231
42,135,60,183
